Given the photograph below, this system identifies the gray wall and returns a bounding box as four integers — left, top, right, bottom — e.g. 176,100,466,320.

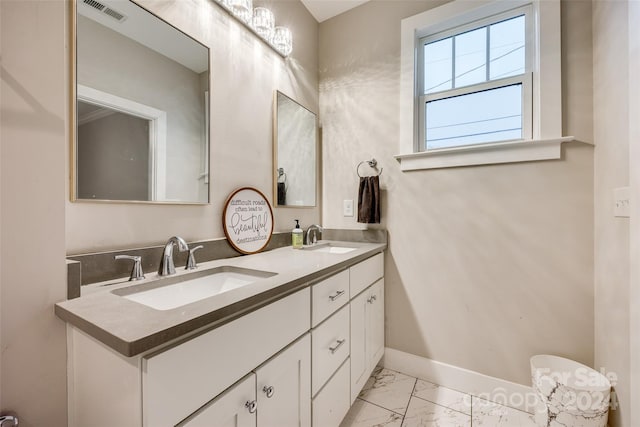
593,2,630,426
0,1,68,426
629,4,640,426
319,0,594,386
66,0,320,252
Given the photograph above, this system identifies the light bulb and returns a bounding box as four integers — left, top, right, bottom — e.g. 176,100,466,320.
272,26,292,56
252,7,274,41
227,0,252,24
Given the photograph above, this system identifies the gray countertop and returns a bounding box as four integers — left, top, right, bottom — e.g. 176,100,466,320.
55,241,386,357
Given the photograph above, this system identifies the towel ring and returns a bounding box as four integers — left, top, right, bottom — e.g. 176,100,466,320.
357,159,383,178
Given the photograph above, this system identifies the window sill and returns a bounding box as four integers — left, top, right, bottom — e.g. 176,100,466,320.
394,137,576,171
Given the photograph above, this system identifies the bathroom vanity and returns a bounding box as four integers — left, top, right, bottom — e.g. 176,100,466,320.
56,241,385,427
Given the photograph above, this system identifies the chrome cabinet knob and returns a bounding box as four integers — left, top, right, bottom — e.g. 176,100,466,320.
245,400,257,414
262,385,275,398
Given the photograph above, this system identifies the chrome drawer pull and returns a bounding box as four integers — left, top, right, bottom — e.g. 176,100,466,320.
263,385,275,398
245,400,257,414
328,290,345,301
329,339,346,354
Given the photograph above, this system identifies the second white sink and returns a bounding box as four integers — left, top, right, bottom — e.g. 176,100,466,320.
311,246,357,254
302,242,357,254
114,267,276,310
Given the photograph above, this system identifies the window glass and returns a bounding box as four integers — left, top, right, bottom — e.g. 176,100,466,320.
454,27,487,87
489,15,526,80
425,84,523,149
424,37,453,94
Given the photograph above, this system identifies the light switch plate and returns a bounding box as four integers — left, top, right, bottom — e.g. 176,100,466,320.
343,199,354,217
614,187,630,217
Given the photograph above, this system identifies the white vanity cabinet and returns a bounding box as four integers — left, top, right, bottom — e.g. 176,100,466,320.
67,288,310,427
310,252,385,426
144,288,310,427
310,272,351,427
180,333,311,427
65,249,385,427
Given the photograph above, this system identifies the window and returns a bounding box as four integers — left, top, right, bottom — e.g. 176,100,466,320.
419,8,532,150
397,0,566,170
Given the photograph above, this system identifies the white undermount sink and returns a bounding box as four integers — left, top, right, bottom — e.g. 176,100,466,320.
302,242,357,254
113,266,276,310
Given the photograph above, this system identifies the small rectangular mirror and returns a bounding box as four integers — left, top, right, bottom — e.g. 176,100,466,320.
273,91,317,207
73,0,210,203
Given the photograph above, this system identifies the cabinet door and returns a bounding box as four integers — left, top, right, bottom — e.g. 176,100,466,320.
179,374,256,427
312,359,351,427
350,290,368,404
256,334,311,427
368,279,385,372
350,278,385,403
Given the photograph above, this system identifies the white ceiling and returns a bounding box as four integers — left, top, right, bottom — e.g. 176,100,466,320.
78,0,208,73
301,0,370,22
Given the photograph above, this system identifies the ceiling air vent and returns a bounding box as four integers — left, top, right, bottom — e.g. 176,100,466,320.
81,0,127,23
103,7,126,22
83,0,105,12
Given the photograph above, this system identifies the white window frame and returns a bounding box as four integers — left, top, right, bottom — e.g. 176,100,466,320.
396,0,572,170
418,6,533,150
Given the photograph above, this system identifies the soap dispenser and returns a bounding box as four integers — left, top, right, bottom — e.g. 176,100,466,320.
292,220,303,249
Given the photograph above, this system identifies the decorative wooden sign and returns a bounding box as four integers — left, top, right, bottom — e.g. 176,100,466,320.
223,187,274,254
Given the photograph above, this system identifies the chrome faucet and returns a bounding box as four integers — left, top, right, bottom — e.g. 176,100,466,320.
305,224,323,246
158,236,189,276
114,254,145,281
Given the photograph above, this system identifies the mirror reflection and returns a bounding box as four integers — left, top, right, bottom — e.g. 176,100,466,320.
274,92,317,207
75,0,210,203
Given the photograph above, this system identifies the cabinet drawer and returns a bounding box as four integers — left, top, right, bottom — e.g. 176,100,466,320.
312,358,350,427
311,304,349,396
311,270,349,327
143,288,310,427
350,253,383,297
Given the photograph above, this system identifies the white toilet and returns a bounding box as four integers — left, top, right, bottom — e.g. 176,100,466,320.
530,355,611,427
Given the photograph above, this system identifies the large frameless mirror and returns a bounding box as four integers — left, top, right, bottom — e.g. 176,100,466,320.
73,0,210,203
273,91,317,207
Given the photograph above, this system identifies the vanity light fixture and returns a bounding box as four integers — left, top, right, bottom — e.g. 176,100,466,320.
213,0,292,57
226,0,252,24
252,7,275,42
272,26,293,56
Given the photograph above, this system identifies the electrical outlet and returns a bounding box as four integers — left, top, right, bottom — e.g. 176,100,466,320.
343,199,354,217
614,187,630,217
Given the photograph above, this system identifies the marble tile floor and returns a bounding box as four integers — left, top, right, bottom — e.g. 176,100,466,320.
340,367,538,427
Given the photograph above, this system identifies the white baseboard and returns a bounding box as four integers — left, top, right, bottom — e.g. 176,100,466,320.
382,347,538,413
